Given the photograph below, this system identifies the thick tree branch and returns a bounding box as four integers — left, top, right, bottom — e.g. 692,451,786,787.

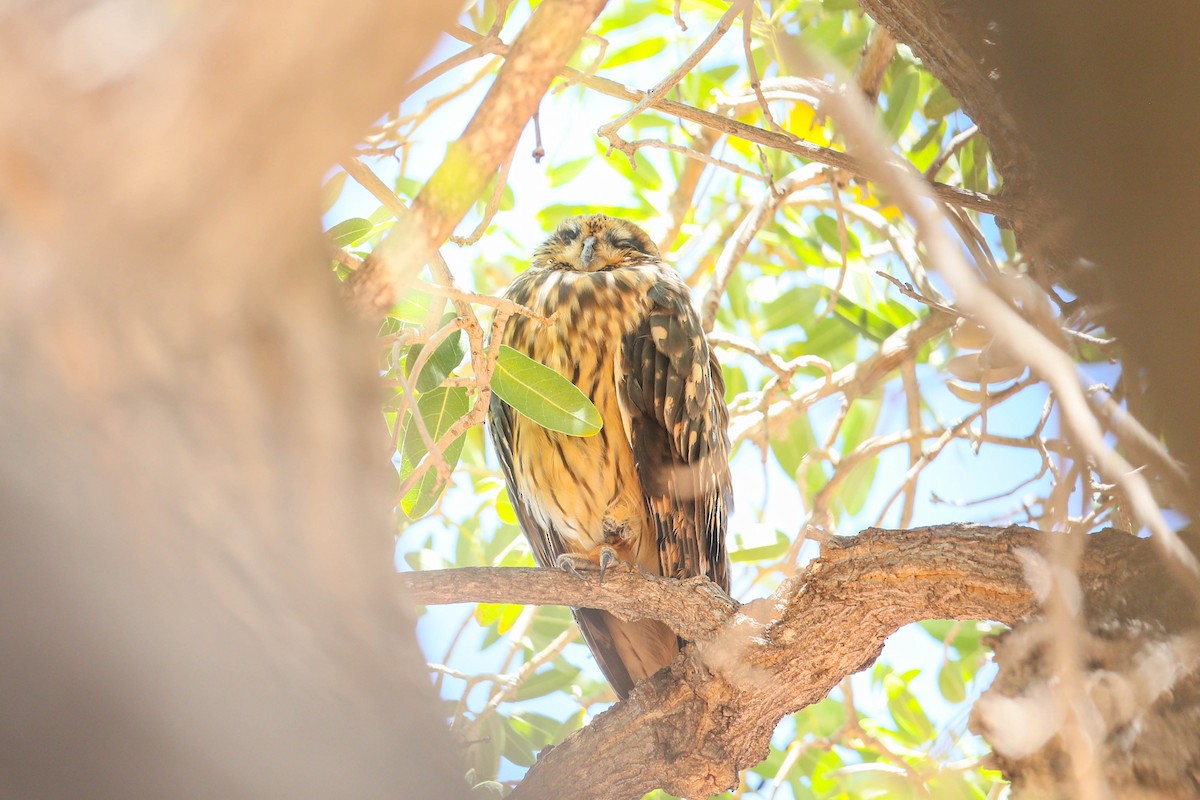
349,0,608,316
403,563,738,642
476,524,1151,800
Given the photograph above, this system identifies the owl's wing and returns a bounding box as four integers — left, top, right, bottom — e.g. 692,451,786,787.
488,388,641,698
616,270,732,593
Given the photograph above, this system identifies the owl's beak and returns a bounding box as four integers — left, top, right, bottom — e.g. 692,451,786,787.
579,235,599,271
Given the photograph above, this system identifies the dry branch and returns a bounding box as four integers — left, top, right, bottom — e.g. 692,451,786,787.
447,25,1010,218
349,0,608,316
729,311,955,445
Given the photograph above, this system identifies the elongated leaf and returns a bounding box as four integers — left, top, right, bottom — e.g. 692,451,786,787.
730,530,791,563
325,217,372,248
391,290,434,325
547,156,590,187
406,313,465,392
398,387,469,519
512,664,581,701
491,345,602,436
320,171,346,214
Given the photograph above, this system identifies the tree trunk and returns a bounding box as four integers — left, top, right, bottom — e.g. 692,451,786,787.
0,2,466,796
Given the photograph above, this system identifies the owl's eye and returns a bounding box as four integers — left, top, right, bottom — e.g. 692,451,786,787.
560,226,581,243
613,237,639,251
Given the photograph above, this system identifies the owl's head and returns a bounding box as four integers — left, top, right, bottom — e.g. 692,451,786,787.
534,215,660,272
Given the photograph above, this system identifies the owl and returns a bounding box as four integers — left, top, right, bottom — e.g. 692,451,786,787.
488,214,732,699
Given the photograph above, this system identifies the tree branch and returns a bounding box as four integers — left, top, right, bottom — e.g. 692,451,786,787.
349,0,608,316
728,311,955,446
402,562,738,642
489,525,1149,800
447,24,1011,219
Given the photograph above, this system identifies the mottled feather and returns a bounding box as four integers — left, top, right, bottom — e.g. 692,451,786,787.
488,214,732,699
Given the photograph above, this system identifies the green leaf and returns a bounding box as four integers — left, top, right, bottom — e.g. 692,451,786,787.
923,81,960,119
405,314,465,392
885,675,936,742
470,780,506,798
938,658,967,703
502,719,538,768
813,213,861,256
762,286,823,332
547,156,590,187
837,455,879,517
512,664,582,701
325,217,372,248
391,290,435,324
320,171,346,214
882,66,920,143
604,36,668,68
771,414,816,478
398,387,470,519
795,697,846,738
463,713,505,783
495,489,519,525
596,140,662,191
730,530,791,563
492,345,603,436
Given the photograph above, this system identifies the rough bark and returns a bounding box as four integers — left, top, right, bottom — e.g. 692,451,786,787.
855,0,1063,275
0,2,465,797
409,525,1160,800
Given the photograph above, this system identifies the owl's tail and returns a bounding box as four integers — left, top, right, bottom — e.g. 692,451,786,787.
574,608,679,700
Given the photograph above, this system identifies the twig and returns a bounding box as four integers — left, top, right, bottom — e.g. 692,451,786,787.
729,313,954,446
449,139,518,246
625,138,765,180
416,281,556,324
597,0,746,163
900,359,922,529
854,25,896,105
700,163,827,331
742,3,791,137
340,156,409,218
530,109,545,162
925,124,979,180
446,26,1012,218
875,270,959,315
349,0,608,317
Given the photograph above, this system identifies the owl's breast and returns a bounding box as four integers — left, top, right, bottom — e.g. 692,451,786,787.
499,264,663,572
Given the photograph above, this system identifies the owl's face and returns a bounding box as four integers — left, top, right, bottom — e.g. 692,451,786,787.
533,215,660,273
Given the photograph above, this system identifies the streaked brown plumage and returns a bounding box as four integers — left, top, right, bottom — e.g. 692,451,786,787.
488,214,732,699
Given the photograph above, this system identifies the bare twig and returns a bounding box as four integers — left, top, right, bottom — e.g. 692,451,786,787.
446,26,1012,217
350,0,608,316
854,25,896,105
449,139,518,246
925,124,979,180
700,163,827,331
597,0,746,162
730,312,954,446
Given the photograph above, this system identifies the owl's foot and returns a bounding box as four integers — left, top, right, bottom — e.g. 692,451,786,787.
555,546,621,582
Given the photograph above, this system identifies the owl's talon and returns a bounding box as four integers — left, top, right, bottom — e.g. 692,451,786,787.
597,546,619,582
555,553,592,578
